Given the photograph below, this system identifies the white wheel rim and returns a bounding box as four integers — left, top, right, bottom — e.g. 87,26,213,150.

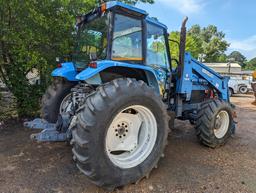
59,93,72,113
240,87,247,93
214,110,230,139
105,105,157,169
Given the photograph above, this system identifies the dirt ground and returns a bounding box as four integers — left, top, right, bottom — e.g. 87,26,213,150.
0,95,256,193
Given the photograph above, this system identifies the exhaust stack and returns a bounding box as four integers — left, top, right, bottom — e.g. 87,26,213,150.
178,17,188,77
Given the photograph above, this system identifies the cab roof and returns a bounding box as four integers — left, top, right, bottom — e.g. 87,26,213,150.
105,1,168,30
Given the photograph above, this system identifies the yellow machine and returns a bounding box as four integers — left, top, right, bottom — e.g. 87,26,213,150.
252,71,256,81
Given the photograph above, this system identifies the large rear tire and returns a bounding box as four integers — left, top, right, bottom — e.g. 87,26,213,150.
195,99,235,148
41,78,76,123
71,78,169,190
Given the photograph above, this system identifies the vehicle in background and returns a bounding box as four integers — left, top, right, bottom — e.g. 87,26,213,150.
203,63,253,96
228,76,252,96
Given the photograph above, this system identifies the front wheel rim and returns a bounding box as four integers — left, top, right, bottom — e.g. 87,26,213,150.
105,105,157,169
214,110,230,139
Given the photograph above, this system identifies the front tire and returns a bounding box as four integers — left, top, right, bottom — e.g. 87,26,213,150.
71,78,169,190
195,99,235,148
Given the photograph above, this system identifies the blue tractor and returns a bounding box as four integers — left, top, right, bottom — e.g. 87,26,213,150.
25,1,236,190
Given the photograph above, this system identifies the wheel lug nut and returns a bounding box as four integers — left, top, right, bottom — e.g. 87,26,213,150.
126,130,128,132
116,134,118,136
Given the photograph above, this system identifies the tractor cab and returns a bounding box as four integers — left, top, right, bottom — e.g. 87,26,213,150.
73,1,171,73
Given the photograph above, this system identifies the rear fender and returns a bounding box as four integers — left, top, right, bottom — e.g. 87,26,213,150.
76,60,162,94
51,62,78,81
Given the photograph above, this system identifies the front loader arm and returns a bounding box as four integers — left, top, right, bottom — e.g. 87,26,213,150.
176,52,229,102
191,58,229,101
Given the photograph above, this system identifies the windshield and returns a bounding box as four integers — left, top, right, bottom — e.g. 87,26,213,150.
73,15,108,69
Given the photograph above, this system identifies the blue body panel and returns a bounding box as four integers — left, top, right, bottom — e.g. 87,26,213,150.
145,17,168,29
76,60,156,80
106,1,148,16
51,61,159,81
51,60,162,94
76,60,164,94
52,62,77,81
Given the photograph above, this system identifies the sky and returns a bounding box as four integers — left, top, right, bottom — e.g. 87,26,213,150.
137,0,256,60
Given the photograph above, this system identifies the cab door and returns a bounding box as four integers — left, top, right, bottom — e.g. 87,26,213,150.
146,22,170,95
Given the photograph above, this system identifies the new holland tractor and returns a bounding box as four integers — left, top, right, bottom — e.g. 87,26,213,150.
25,1,236,190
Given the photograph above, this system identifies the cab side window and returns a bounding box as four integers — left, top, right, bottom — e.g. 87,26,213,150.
146,23,169,68
112,14,143,62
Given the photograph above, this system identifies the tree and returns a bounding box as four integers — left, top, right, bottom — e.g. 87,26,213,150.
245,57,256,70
169,24,230,63
190,25,230,62
228,51,246,67
0,0,154,118
216,54,228,63
169,31,202,64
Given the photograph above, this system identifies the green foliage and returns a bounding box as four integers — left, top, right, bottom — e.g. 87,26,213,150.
216,54,228,62
0,0,95,117
192,25,230,62
151,41,165,52
0,0,153,118
245,57,256,70
228,51,246,67
169,31,201,64
169,24,230,63
227,51,256,70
